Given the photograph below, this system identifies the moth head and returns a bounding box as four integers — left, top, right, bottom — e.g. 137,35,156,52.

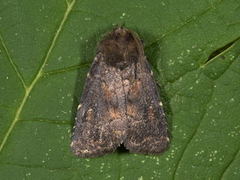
98,27,144,70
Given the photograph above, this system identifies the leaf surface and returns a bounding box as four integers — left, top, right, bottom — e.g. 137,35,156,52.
1,0,240,179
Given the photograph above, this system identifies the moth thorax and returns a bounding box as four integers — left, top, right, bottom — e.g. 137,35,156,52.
105,53,138,70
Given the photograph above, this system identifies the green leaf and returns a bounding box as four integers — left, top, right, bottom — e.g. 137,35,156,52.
1,0,240,179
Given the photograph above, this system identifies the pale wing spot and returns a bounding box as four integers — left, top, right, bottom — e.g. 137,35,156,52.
113,130,124,136
77,104,82,110
160,136,169,142
86,108,94,121
123,79,130,87
87,108,93,112
81,149,90,153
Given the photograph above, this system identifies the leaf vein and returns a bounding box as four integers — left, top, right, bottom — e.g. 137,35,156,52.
20,118,71,125
219,147,240,179
146,0,223,50
0,32,27,89
43,62,91,77
172,79,215,179
0,161,72,171
0,0,76,153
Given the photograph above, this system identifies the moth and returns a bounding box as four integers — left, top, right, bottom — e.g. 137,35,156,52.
71,27,169,158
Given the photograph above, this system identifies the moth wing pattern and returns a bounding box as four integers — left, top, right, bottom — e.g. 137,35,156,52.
71,54,122,158
71,27,169,158
124,58,169,154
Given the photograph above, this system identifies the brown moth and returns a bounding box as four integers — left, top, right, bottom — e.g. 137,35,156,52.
71,27,169,158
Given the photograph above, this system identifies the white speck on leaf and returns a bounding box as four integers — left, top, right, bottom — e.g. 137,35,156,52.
84,17,91,21
120,12,126,19
106,174,111,179
58,56,62,61
229,98,235,102
26,172,31,177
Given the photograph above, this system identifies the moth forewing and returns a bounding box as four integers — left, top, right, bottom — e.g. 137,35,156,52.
71,27,169,158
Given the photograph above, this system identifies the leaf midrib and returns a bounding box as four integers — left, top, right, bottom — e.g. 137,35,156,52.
0,0,76,153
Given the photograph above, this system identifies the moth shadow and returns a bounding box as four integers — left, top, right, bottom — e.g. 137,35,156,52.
117,144,129,154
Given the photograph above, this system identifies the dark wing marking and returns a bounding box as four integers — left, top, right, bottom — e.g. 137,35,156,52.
71,54,122,158
124,57,169,154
